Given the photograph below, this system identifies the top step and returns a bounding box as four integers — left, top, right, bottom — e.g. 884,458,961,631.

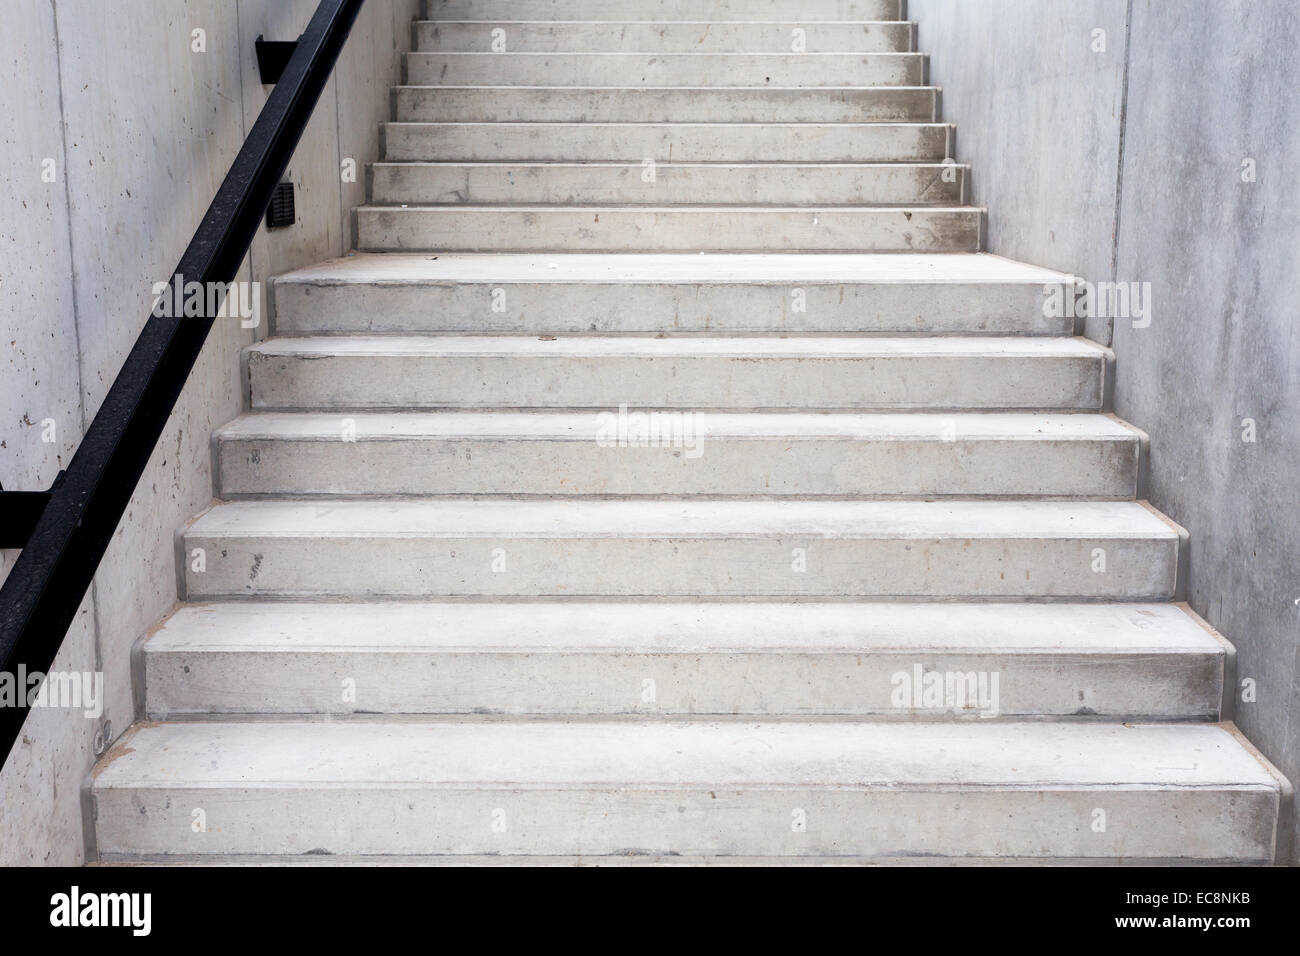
424,1,905,22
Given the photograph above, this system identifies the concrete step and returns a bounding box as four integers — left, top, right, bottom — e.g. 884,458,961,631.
269,253,1073,337
423,1,906,24
369,162,967,206
91,719,1282,861
393,86,940,123
354,204,981,253
406,52,926,87
214,412,1140,498
382,122,951,163
97,854,1277,866
180,499,1181,600
416,20,915,53
246,336,1109,412
140,601,1225,719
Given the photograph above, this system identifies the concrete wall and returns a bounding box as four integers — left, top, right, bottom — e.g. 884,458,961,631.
0,0,419,865
913,0,1300,862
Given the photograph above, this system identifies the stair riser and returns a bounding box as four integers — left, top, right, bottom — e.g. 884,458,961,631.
369,163,966,206
270,277,1069,336
393,87,939,123
355,207,981,253
144,650,1220,719
182,535,1178,599
384,123,950,162
407,53,925,87
247,353,1104,411
217,435,1138,498
425,1,905,24
417,22,914,53
94,786,1274,860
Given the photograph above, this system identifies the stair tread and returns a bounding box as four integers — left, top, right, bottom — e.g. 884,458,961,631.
250,335,1103,358
404,51,927,85
369,160,967,168
355,209,981,253
146,601,1221,654
391,85,940,123
424,0,904,19
396,83,936,88
93,719,1276,790
414,19,912,24
187,498,1176,538
273,251,1070,285
368,162,970,206
395,84,938,93
356,203,979,210
217,411,1136,441
412,50,924,56
385,119,948,126
85,854,1239,866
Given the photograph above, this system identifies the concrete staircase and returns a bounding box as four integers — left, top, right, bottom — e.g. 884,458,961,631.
89,0,1289,865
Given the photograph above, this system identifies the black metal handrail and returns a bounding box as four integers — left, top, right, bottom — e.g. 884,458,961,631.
0,0,366,768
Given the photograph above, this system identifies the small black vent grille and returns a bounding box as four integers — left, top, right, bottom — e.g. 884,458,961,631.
266,181,295,230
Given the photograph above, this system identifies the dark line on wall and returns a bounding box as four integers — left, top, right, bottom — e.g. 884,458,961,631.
238,3,266,350
50,1,86,452
1110,0,1136,321
51,0,108,867
49,0,105,683
333,35,346,255
235,0,249,139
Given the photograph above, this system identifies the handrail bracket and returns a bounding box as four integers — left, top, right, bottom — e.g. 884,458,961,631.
0,474,62,550
256,35,302,85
